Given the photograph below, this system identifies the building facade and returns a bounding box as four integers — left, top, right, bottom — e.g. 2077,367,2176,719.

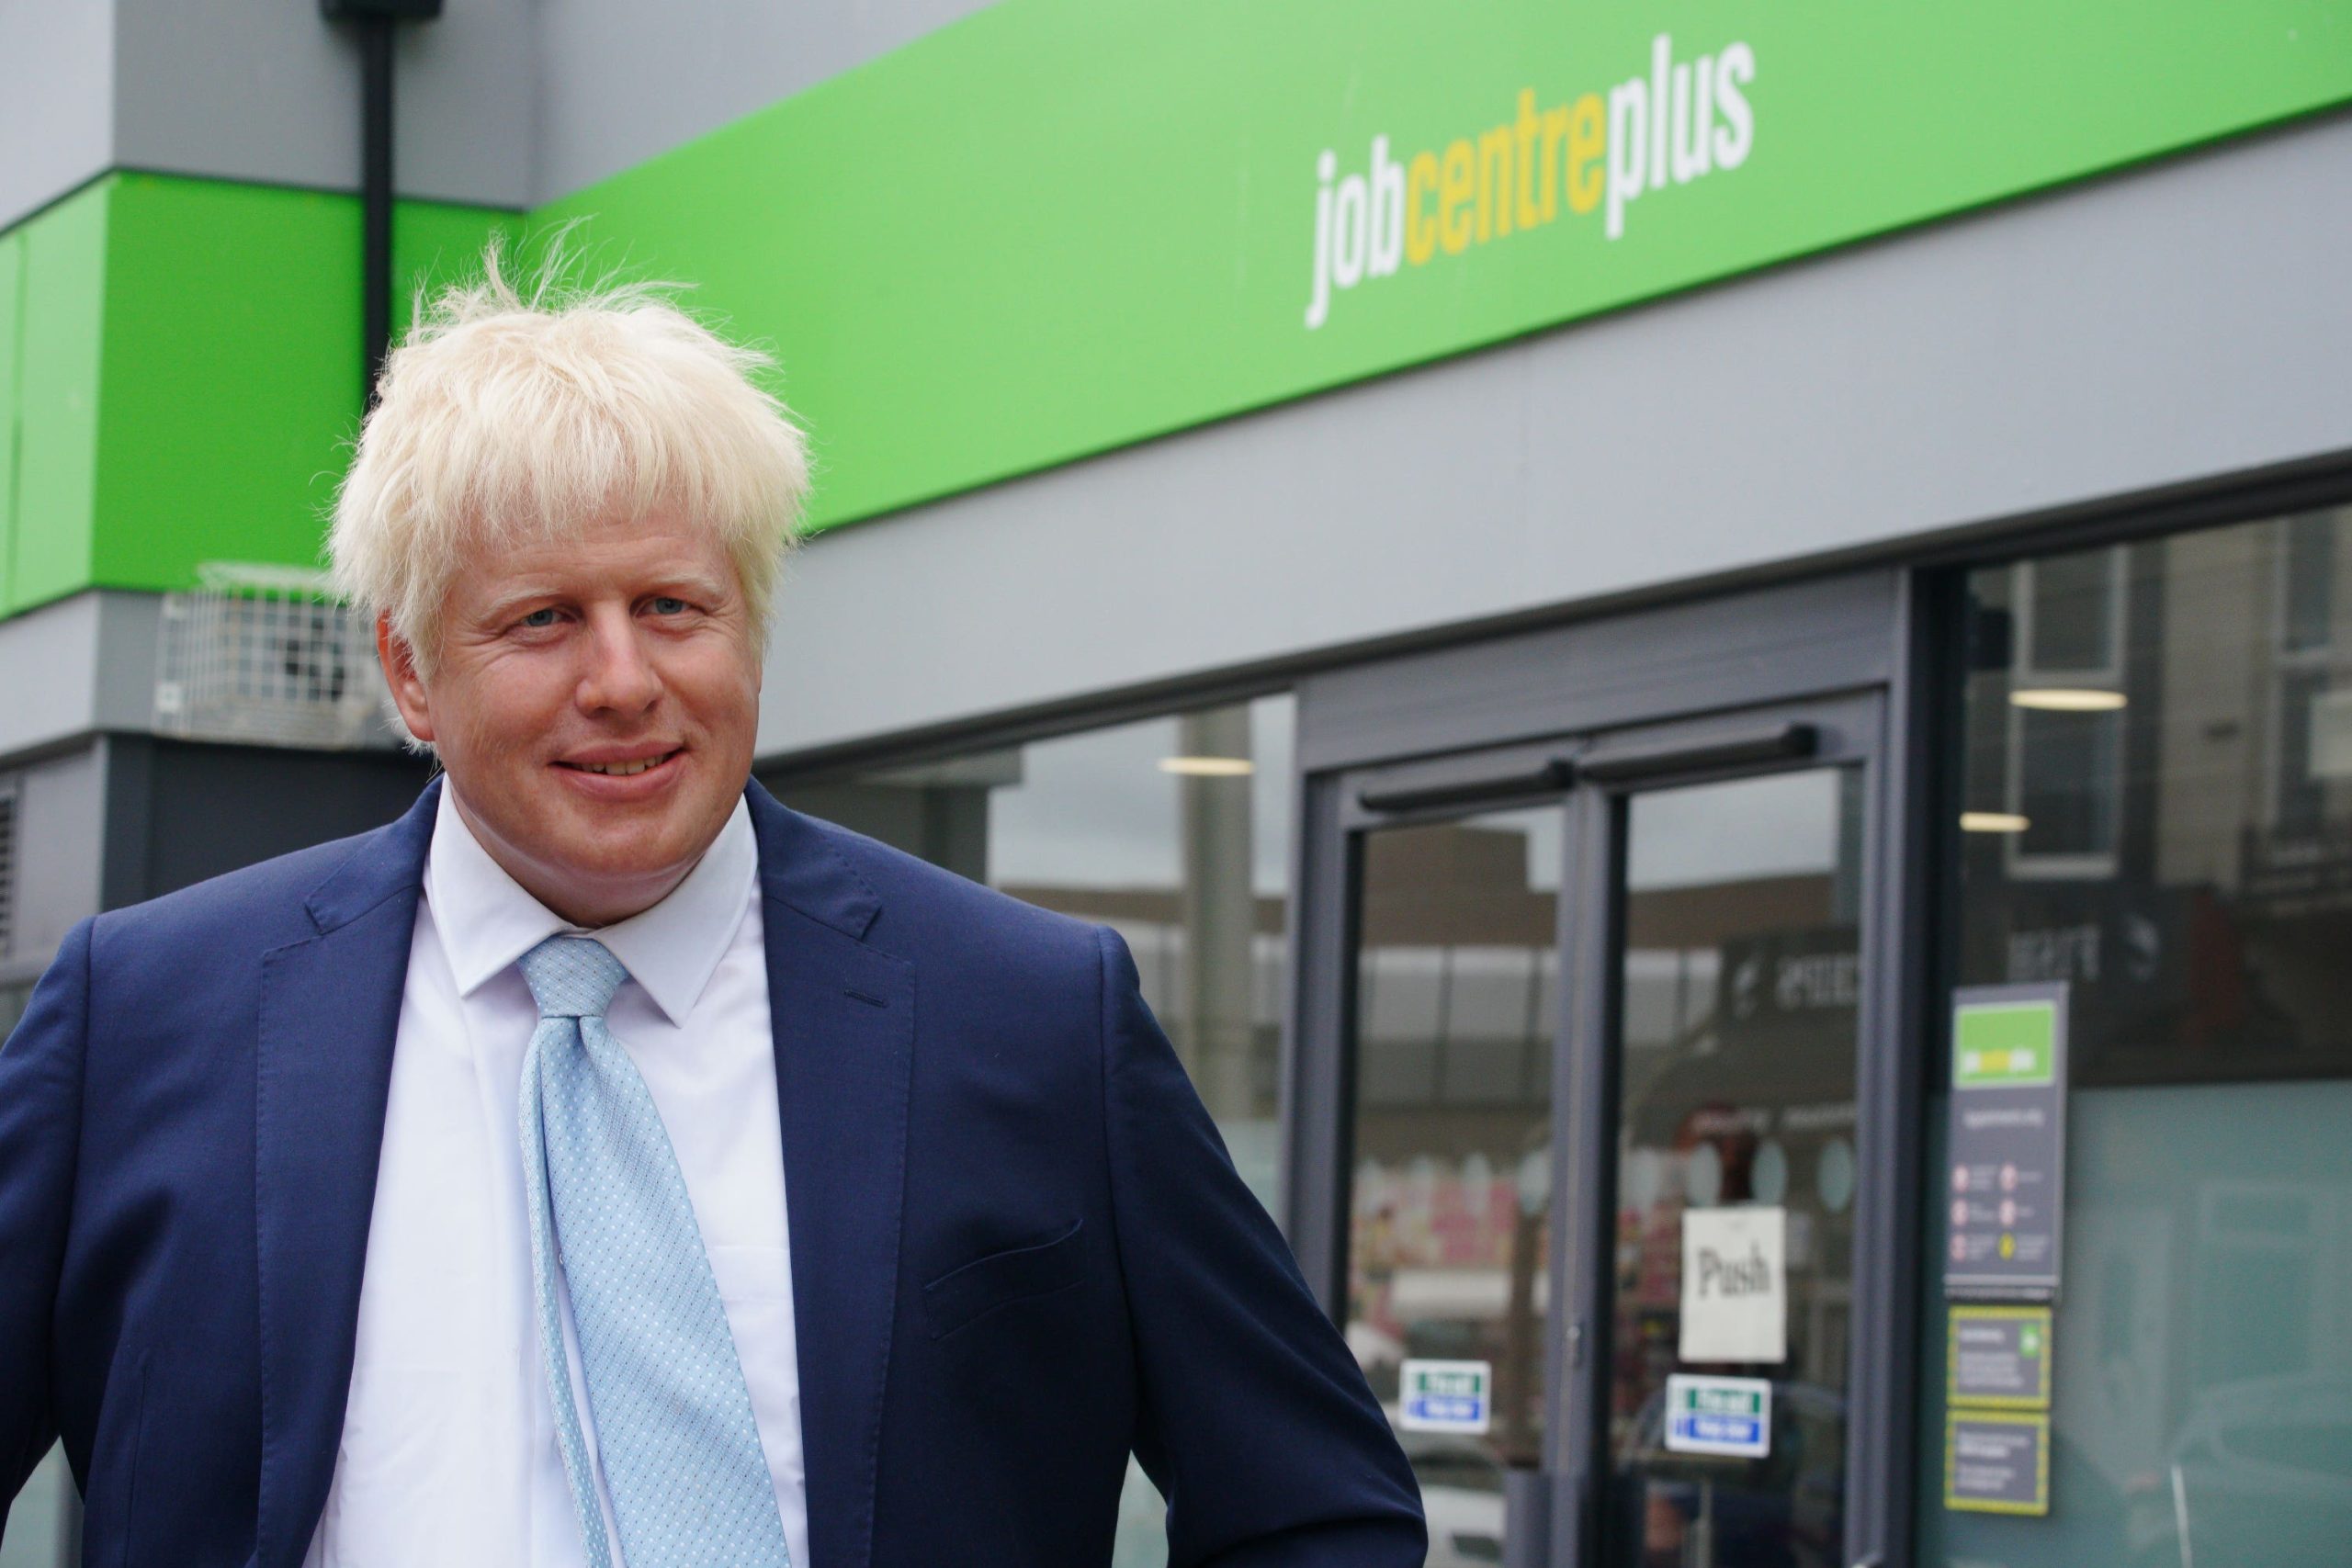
4,4,2350,1565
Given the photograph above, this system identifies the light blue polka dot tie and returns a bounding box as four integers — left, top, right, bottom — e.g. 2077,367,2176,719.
516,935,793,1568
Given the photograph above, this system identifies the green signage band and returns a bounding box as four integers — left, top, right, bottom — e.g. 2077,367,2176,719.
0,175,513,615
6,5,2350,612
537,0,2352,533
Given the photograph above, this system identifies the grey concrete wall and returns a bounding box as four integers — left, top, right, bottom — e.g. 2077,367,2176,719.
4,746,106,987
6,0,1001,240
1,0,537,231
0,1,115,231
751,109,2352,766
0,594,163,762
533,0,1000,201
110,0,537,211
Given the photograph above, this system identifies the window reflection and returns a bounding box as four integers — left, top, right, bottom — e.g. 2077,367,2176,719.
1346,809,1559,1565
1959,514,2352,1086
1930,508,2352,1568
1604,769,1860,1568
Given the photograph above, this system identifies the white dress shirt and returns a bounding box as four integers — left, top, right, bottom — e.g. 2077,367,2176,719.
303,787,808,1568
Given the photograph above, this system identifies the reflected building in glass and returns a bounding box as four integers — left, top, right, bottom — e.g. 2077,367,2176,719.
1928,508,2352,1568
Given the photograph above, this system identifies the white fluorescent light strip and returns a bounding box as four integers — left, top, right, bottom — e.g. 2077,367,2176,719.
2010,687,2127,712
1159,756,1256,777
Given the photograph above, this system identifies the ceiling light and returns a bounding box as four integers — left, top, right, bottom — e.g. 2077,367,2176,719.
1961,811,2031,834
2010,687,2127,712
1159,756,1256,777
1152,751,1250,780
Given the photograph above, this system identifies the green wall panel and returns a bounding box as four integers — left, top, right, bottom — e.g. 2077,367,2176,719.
10,181,109,615
0,229,22,613
0,174,512,616
90,175,364,598
88,175,514,600
533,0,2352,534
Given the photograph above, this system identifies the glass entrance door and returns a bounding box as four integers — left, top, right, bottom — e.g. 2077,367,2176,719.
1343,802,1567,1567
1322,694,1887,1568
1584,764,1863,1568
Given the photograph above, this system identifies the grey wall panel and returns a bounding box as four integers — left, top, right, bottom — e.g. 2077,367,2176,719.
0,596,118,761
0,1,115,231
1295,573,1900,775
12,0,995,231
6,747,106,984
0,593,163,763
534,0,999,201
752,111,2352,766
109,0,535,209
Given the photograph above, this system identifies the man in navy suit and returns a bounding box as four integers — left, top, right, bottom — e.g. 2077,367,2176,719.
0,259,1422,1566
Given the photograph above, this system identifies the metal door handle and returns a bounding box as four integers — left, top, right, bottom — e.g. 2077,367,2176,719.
1356,756,1574,814
1577,721,1817,784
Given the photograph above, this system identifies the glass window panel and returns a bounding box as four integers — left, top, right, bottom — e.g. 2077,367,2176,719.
0,1443,72,1568
1956,510,2352,1086
1928,506,2352,1568
1345,807,1560,1565
2282,512,2336,655
1601,769,1860,1568
2015,707,2122,860
2024,550,2120,673
2275,667,2330,843
1917,1080,2352,1568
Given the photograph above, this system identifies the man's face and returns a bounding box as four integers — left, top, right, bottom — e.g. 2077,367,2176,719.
383,509,763,926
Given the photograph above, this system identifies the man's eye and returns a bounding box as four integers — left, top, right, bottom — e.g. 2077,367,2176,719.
519,608,561,629
650,596,689,615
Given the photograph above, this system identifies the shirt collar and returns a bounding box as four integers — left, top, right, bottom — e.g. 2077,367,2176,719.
424,784,759,1025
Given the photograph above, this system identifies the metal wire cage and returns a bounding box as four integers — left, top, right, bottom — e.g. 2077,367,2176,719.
153,564,389,748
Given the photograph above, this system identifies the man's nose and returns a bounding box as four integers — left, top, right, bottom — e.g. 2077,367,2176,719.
575,608,662,713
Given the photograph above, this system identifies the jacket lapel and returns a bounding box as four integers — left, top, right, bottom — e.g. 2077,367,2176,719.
253,783,438,1568
749,784,914,1568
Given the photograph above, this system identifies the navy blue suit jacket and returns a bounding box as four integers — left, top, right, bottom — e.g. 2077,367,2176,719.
0,782,1422,1566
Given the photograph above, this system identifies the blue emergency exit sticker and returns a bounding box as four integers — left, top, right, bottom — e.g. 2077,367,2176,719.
1664,1374,1771,1459
1397,1359,1492,1435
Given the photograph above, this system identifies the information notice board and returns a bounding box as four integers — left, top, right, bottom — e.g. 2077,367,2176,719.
1943,983,2068,1300
1941,984,2067,1517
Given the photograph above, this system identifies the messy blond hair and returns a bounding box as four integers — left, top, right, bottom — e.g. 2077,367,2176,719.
328,239,810,670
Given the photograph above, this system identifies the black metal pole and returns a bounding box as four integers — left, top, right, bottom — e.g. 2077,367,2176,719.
359,13,394,411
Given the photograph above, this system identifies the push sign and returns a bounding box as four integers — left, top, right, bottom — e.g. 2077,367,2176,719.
1396,1359,1492,1435
1664,1374,1772,1459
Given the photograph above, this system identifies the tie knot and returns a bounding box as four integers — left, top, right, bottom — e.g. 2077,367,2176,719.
519,936,629,1020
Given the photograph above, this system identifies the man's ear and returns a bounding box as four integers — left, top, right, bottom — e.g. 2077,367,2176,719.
378,611,436,744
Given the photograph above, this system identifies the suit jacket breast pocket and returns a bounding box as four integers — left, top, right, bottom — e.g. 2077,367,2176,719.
922,1218,1088,1340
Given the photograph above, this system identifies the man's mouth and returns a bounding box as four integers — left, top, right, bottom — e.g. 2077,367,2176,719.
557,749,682,778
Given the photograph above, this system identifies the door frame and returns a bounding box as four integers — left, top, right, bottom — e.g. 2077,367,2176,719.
1283,568,1932,1568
